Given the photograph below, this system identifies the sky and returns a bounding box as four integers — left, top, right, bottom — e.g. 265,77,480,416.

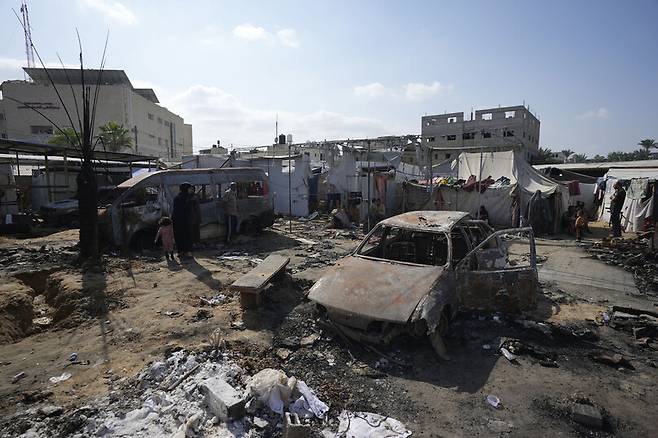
0,0,657,155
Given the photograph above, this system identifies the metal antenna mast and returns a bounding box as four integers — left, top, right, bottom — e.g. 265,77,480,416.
20,1,36,73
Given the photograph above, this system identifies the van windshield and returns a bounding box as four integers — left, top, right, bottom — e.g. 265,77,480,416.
357,225,449,266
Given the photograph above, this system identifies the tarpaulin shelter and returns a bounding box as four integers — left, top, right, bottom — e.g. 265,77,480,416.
598,166,658,232
406,150,568,231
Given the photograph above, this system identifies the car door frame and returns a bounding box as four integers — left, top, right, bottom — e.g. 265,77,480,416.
455,227,539,312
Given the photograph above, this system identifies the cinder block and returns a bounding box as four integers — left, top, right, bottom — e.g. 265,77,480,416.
200,377,246,421
572,403,603,428
283,412,310,438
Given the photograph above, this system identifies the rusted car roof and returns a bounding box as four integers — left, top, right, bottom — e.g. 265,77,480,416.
308,255,445,323
378,211,470,232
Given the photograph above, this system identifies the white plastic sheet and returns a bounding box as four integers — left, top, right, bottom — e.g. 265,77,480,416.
322,411,412,438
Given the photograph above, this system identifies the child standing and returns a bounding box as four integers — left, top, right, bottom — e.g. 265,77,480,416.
575,209,587,242
155,216,175,260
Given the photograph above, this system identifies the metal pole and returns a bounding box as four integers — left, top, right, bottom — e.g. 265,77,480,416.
288,141,292,233
367,140,371,231
44,153,51,202
477,141,483,219
64,150,69,197
15,152,20,177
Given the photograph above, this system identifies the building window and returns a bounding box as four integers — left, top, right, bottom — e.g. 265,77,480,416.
30,125,53,135
165,139,169,147
503,129,514,137
505,111,516,119
164,121,170,127
481,113,492,120
0,133,6,139
447,116,457,124
0,113,4,120
158,137,162,145
426,136,436,143
434,153,438,159
446,135,456,141
149,133,155,139
445,153,451,159
462,132,475,140
523,131,526,138
482,131,492,138
157,117,163,124
148,113,154,120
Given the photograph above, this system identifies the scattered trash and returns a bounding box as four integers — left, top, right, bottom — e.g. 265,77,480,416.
231,320,246,330
69,352,78,362
245,368,328,418
276,348,292,361
163,311,181,317
12,371,26,383
32,316,52,327
500,347,518,362
208,328,226,350
486,394,502,409
300,333,320,347
322,411,412,437
49,372,72,384
482,344,492,350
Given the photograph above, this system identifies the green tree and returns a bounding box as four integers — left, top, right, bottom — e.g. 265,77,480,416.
592,154,607,162
638,138,657,152
571,153,588,163
48,127,80,147
98,121,133,152
531,147,559,165
560,149,574,158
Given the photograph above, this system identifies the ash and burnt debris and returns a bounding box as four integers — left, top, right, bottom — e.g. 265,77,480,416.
586,233,658,297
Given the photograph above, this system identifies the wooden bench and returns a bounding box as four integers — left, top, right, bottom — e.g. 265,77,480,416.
230,254,290,309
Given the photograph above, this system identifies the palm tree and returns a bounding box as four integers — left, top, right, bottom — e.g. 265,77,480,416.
48,127,80,147
98,121,133,152
638,139,657,152
560,149,574,158
571,153,588,163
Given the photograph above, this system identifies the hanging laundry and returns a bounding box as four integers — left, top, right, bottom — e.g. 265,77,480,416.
567,180,580,196
627,178,648,200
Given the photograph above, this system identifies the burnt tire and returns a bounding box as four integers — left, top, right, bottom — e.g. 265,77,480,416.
429,312,450,361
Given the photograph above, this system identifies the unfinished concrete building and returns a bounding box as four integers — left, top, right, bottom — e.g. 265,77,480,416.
420,105,540,164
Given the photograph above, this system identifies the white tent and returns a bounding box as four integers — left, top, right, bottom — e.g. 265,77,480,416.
598,166,658,231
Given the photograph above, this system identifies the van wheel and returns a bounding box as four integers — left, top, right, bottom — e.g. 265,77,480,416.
429,312,450,361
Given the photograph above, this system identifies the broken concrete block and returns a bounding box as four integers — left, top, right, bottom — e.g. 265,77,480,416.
283,412,310,438
572,403,603,428
200,377,246,421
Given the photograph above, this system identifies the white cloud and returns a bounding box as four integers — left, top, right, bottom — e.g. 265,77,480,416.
79,0,137,26
0,57,24,70
232,24,300,48
576,107,608,120
276,29,300,48
164,85,389,150
233,24,269,42
403,81,451,101
353,82,388,98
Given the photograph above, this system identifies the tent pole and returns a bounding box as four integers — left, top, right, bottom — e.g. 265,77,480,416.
477,144,483,218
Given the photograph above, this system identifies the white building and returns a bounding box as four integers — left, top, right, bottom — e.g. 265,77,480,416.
0,68,193,160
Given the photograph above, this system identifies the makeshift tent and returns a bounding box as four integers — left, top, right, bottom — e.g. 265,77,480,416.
420,150,569,230
598,166,658,232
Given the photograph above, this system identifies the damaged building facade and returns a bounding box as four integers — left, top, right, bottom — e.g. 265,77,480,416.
420,105,540,164
0,68,193,160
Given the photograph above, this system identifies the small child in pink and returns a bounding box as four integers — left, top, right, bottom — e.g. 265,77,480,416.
155,216,175,260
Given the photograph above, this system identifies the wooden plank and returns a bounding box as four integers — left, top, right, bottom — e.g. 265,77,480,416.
230,254,289,294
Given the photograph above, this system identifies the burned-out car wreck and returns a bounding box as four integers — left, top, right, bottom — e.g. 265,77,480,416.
308,211,539,358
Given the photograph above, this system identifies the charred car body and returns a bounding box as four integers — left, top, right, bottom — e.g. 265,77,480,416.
101,168,274,248
308,211,538,357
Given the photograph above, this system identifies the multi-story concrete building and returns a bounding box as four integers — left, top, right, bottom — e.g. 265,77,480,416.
0,68,193,160
420,105,540,163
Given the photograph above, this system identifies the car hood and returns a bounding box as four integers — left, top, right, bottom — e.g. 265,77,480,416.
308,255,445,323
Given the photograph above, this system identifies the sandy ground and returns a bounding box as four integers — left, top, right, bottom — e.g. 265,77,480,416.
0,219,657,437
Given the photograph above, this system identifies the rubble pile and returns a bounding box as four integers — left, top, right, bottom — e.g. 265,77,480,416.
587,235,658,296
1,347,413,438
0,244,76,274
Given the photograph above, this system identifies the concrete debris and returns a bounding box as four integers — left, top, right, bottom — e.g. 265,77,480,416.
283,412,311,438
486,394,502,409
37,405,64,417
322,411,412,438
589,352,634,370
572,403,603,428
12,371,26,383
200,376,247,421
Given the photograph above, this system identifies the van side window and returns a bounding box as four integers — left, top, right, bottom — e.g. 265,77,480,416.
122,186,158,207
451,228,471,265
192,185,213,204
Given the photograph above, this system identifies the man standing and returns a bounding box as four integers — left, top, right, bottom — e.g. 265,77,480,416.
610,181,626,237
224,182,239,244
172,182,193,257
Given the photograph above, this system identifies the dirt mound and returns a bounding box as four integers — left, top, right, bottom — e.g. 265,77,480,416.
45,269,125,327
0,279,34,344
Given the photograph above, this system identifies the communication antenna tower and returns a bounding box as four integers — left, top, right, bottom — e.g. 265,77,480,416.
20,1,36,72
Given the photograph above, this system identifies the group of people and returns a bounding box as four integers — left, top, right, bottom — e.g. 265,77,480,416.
154,182,240,261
